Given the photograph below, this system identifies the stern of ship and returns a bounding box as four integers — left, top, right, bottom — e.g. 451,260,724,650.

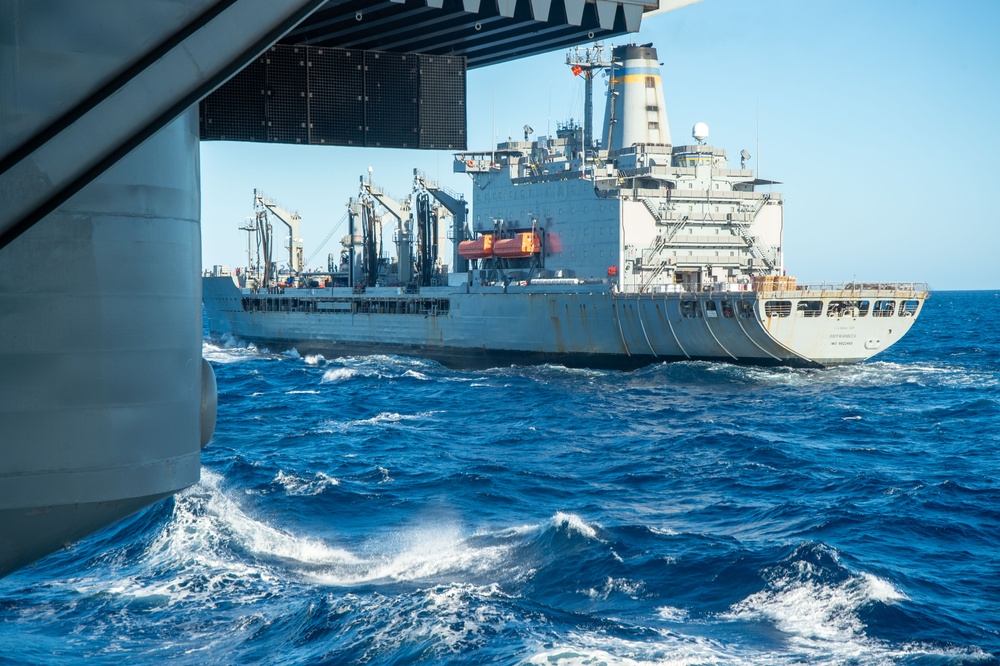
751,282,929,366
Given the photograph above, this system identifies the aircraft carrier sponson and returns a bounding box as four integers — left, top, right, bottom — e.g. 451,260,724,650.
204,44,928,368
3,2,684,578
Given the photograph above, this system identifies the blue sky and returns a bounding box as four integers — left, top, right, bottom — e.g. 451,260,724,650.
200,0,1000,290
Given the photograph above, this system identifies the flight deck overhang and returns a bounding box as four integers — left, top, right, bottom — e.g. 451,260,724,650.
282,0,686,69
200,0,702,151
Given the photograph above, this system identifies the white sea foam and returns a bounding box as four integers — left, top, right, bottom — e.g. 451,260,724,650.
274,470,340,496
202,338,267,364
648,526,678,537
737,359,999,392
721,557,908,659
284,389,320,395
303,354,325,366
374,465,393,483
656,606,689,621
165,470,360,568
321,367,358,383
106,471,536,602
322,411,437,433
305,523,513,587
303,511,609,588
78,470,365,610
354,582,514,658
551,512,599,539
525,630,740,666
583,576,645,600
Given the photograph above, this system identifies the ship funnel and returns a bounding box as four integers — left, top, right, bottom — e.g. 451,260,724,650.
601,44,671,152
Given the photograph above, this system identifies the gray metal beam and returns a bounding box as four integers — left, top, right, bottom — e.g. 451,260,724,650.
0,0,328,250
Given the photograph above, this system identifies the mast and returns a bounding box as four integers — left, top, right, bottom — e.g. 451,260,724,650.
566,44,610,161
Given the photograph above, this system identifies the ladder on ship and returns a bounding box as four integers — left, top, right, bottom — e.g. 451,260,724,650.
732,194,776,273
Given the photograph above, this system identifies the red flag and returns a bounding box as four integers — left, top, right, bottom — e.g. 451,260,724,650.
571,65,583,76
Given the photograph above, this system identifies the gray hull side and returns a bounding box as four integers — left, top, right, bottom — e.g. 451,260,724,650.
204,278,870,368
1,112,205,578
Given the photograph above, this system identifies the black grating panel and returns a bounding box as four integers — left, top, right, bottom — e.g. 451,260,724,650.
365,52,419,149
309,48,364,146
200,55,266,141
265,45,308,144
200,47,466,150
418,55,465,150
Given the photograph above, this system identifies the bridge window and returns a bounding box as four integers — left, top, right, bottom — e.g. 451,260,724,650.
764,300,792,317
720,301,735,318
705,300,718,318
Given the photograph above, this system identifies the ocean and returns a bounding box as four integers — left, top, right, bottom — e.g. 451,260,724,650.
2,290,998,665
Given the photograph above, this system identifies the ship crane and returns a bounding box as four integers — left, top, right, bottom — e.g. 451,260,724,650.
360,175,413,284
238,215,270,288
414,170,470,274
254,190,304,275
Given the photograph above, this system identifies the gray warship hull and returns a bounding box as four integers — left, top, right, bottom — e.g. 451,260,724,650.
203,278,926,369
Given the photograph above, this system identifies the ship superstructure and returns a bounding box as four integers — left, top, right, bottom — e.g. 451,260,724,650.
204,43,927,368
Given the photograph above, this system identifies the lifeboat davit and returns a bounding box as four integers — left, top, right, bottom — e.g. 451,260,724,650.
458,234,494,260
492,232,541,259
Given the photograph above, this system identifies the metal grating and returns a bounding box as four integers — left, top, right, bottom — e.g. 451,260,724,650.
200,55,267,142
200,46,466,150
265,46,308,144
418,55,465,150
365,52,419,149
309,48,364,146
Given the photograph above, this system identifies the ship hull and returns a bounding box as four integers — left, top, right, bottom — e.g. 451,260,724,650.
204,277,926,369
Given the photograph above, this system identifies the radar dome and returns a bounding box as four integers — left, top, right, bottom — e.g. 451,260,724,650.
692,122,709,143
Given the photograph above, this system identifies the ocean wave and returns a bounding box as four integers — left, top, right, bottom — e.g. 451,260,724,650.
273,470,340,496
720,543,908,658
339,582,518,660
202,337,271,364
305,525,513,587
320,366,359,382
6,293,997,663
638,358,1000,393
101,471,358,601
524,630,740,666
550,512,601,540
320,410,440,433
319,358,437,383
304,512,605,588
303,354,326,366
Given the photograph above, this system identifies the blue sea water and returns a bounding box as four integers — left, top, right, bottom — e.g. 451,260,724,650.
2,290,998,665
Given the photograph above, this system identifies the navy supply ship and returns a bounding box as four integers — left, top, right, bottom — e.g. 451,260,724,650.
204,43,927,369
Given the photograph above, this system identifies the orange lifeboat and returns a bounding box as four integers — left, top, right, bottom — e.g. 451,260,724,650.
457,234,494,260
492,232,541,259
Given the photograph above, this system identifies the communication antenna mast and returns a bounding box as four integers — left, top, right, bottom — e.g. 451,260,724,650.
566,43,611,161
